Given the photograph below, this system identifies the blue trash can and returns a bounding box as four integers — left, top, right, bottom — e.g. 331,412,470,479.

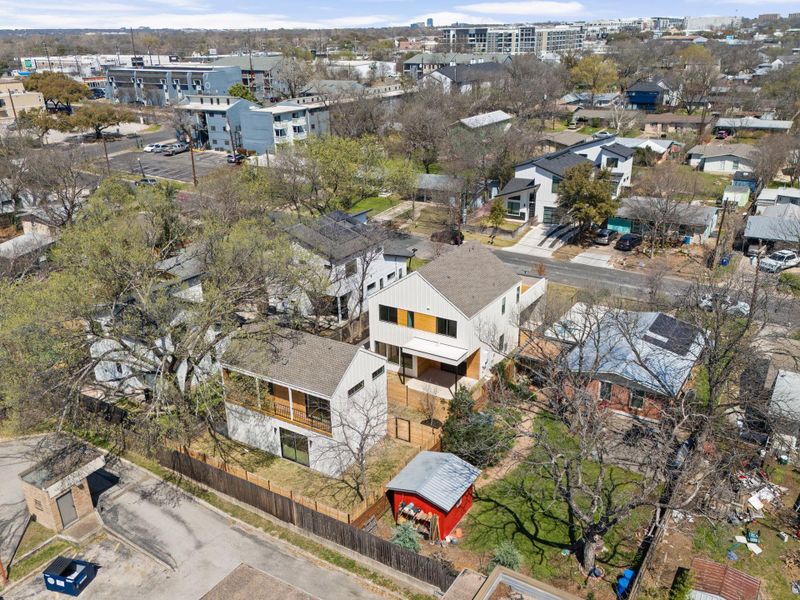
683,235,692,245
720,254,731,267
43,556,96,596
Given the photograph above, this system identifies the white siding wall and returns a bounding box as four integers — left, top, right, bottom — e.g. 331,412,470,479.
701,155,754,174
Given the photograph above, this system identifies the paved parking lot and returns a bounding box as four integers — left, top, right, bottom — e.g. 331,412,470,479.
0,437,42,565
2,440,382,600
106,149,230,183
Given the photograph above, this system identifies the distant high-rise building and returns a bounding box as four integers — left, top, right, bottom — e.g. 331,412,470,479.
758,13,781,22
438,23,584,56
426,18,433,27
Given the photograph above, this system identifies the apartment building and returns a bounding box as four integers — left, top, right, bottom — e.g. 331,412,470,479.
0,79,44,123
221,329,388,476
498,135,635,225
178,94,257,151
20,54,171,79
211,55,288,99
105,63,241,106
368,243,546,387
437,24,584,56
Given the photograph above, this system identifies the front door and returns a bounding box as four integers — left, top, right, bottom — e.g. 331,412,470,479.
279,428,310,467
56,490,78,528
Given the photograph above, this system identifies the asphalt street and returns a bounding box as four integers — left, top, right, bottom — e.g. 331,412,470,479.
76,130,179,159
106,149,229,183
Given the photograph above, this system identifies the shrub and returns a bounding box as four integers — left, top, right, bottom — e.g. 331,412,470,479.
390,522,421,553
670,569,694,600
488,540,522,572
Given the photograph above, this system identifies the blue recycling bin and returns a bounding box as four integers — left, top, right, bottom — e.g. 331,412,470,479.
683,235,692,245
43,556,96,596
720,254,731,267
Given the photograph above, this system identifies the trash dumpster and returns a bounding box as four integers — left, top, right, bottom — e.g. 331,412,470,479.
43,556,96,596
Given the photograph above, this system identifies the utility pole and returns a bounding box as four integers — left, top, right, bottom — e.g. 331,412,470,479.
188,136,197,187
247,30,256,97
102,136,111,175
129,28,138,58
43,42,51,71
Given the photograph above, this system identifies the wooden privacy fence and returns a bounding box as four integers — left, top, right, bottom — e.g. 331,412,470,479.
387,416,442,450
156,447,457,591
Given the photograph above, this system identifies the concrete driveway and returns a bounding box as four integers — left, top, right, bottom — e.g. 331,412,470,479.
106,150,229,183
0,437,44,564
7,458,381,599
571,249,615,269
502,223,578,258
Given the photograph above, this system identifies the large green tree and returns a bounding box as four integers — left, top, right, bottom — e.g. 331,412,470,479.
570,56,618,107
23,71,90,111
556,163,617,236
228,83,257,103
60,103,135,139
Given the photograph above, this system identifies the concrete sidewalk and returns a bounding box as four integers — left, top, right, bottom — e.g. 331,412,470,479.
0,437,44,566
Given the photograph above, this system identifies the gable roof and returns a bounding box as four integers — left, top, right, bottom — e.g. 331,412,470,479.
627,80,664,93
434,62,506,84
386,451,480,512
565,307,704,397
416,242,520,318
284,212,386,262
618,197,717,228
525,150,593,179
542,130,593,147
499,178,538,196
602,142,637,159
690,558,761,600
645,113,705,124
221,328,361,397
688,143,758,161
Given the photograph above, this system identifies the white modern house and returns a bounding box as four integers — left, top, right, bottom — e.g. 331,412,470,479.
687,144,758,174
221,329,388,476
498,135,635,225
278,212,413,323
368,243,546,387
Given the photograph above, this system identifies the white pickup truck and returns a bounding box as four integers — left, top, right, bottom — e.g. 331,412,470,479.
760,250,800,273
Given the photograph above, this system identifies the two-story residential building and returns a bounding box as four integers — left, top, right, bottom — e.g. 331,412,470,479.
625,79,672,111
221,329,388,476
276,212,411,323
106,63,242,106
368,243,546,388
177,94,257,152
498,135,635,225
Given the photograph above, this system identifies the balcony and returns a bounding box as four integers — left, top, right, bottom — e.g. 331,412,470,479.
224,381,332,436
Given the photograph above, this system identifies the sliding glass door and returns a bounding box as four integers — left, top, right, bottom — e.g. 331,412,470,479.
279,428,310,467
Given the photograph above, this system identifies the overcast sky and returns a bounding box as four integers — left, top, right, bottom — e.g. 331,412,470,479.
1,0,795,30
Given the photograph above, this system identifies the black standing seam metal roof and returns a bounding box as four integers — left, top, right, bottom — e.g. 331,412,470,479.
627,81,664,93
527,152,593,179
643,313,698,357
602,143,636,159
499,178,538,196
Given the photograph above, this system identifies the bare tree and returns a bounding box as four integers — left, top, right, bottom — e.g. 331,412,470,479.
496,56,568,124
327,89,389,138
398,86,453,174
277,58,315,99
753,134,792,193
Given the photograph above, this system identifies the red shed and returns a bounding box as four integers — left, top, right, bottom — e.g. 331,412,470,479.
386,451,480,541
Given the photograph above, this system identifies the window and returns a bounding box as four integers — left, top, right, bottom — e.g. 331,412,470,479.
293,126,305,134
348,381,364,397
436,317,457,338
305,395,331,425
266,381,275,396
551,178,562,194
406,311,415,328
398,269,403,278
506,195,521,216
280,428,310,466
599,381,612,402
629,389,645,409
387,272,395,282
379,305,398,323
498,334,506,351
377,342,400,364
516,286,521,303
380,278,384,290
606,157,619,169
367,282,377,294
372,366,385,380
209,125,216,132
401,353,414,370
501,297,506,315
34,499,43,510
345,260,357,277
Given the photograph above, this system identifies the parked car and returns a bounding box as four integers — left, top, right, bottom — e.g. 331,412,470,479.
698,293,750,316
715,130,730,140
164,142,189,156
134,178,158,186
143,143,167,153
431,227,464,245
226,153,246,164
594,228,619,245
615,233,643,251
760,250,800,273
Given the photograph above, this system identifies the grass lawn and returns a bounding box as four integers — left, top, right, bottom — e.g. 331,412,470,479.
409,256,430,272
348,196,399,216
463,414,652,588
8,539,74,583
463,231,519,249
686,458,800,600
676,164,731,201
191,433,418,512
409,205,450,237
14,521,55,558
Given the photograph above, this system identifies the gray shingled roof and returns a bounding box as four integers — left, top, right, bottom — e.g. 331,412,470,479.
222,329,361,397
687,143,758,160
417,242,520,318
434,62,506,84
386,451,480,512
285,212,386,262
617,197,717,227
499,178,538,196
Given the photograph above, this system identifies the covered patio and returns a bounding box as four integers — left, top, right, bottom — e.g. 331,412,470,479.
396,337,480,399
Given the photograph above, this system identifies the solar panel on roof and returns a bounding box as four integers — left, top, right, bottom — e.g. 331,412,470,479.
644,314,696,356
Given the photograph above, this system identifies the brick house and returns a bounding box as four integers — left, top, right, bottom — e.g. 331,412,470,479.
545,303,704,421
